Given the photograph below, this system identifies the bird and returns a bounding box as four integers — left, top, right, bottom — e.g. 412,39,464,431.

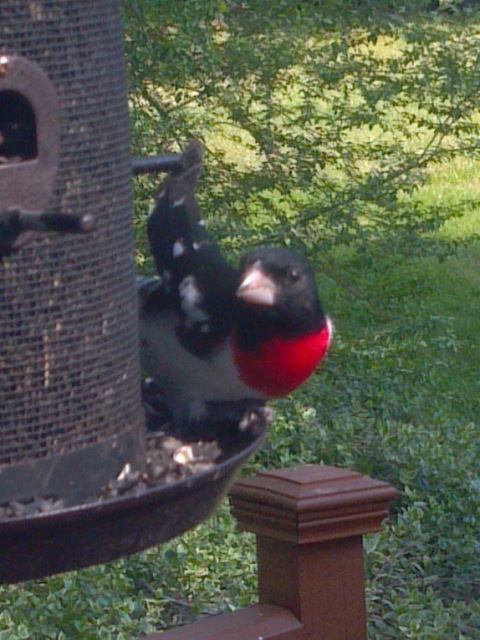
137,140,332,435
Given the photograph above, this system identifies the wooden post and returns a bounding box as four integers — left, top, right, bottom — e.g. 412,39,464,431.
229,465,399,640
145,465,398,640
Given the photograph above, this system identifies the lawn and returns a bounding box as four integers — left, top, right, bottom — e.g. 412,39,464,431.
0,1,479,638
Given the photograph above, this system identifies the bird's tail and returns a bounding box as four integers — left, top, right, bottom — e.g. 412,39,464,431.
172,139,204,196
147,140,207,277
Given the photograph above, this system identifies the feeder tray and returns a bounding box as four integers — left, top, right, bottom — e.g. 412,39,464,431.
0,420,266,584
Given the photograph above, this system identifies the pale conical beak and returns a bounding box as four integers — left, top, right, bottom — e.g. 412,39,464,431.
236,265,276,306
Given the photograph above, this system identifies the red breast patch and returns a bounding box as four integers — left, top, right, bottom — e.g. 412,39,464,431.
232,321,332,398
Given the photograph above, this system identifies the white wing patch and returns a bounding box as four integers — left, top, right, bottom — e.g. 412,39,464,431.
179,275,209,325
173,238,186,258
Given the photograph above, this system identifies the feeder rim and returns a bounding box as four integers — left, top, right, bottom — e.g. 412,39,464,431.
0,429,266,533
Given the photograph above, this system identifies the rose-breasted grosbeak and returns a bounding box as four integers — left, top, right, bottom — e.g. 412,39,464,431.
137,141,332,433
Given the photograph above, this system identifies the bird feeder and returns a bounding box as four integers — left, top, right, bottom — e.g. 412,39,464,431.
0,0,266,584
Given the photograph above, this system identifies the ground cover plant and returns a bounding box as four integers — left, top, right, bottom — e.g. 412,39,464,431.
0,1,479,638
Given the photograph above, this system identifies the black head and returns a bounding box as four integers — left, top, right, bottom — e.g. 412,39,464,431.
235,247,326,347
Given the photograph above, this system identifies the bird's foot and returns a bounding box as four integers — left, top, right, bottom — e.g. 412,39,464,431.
238,404,274,437
204,399,273,437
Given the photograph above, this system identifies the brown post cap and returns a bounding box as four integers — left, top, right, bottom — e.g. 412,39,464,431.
230,465,399,544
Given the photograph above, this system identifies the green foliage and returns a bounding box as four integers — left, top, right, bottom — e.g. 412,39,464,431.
125,0,480,264
3,236,479,639
1,2,479,638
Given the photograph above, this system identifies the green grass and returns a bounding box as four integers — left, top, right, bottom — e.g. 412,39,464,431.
1,1,480,638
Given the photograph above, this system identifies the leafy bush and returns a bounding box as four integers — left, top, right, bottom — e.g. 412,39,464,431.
125,0,480,263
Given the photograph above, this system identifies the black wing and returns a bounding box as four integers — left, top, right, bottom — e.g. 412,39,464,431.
145,141,238,358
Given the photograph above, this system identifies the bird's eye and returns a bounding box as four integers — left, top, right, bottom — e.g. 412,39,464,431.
288,268,301,283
